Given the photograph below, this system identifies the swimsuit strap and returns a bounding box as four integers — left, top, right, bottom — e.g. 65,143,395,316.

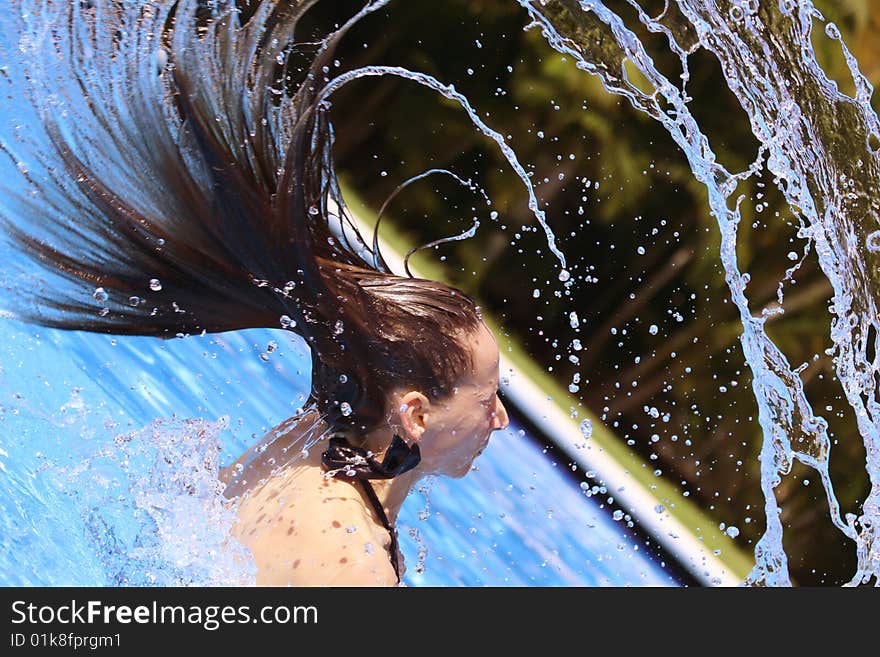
321,434,420,584
356,478,401,583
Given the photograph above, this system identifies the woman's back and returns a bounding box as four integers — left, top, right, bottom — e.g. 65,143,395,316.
220,410,401,586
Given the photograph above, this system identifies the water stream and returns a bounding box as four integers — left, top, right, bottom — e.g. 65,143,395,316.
518,0,880,586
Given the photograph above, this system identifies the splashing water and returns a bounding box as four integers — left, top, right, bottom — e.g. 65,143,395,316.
1,0,878,586
319,66,570,279
518,0,880,586
56,416,256,586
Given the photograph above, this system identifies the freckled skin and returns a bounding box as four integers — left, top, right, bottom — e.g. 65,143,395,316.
219,322,509,586
223,447,399,586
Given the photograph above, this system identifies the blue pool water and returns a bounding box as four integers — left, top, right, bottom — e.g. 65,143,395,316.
0,318,675,586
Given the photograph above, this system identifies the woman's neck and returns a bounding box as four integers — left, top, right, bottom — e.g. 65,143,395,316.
324,426,422,524
363,468,420,525
222,414,421,525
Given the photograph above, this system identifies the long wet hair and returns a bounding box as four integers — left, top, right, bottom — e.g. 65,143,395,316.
0,0,482,436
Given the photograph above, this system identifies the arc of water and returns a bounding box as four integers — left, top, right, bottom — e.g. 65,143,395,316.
318,65,570,281
673,0,880,587
519,0,880,585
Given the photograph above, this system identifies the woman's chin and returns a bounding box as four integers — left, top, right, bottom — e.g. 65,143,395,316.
445,460,474,479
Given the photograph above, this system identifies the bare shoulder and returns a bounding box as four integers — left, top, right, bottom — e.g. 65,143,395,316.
231,464,398,587
220,408,325,494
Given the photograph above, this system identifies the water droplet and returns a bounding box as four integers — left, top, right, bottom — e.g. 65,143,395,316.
155,47,168,72
92,287,108,302
128,296,140,307
725,526,740,539
149,278,162,291
339,374,348,384
649,324,658,335
654,504,666,514
825,22,841,40
558,269,571,282
279,314,295,329
333,319,344,335
866,231,880,252
266,340,277,353
532,288,540,298
569,311,579,329
637,246,646,255
786,251,798,261
612,510,624,521
308,206,320,216
579,418,592,439
258,352,269,362
340,402,352,417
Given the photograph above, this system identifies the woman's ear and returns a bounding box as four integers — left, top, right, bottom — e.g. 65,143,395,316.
396,391,430,442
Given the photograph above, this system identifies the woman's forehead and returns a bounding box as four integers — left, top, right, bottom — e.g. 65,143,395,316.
465,323,499,380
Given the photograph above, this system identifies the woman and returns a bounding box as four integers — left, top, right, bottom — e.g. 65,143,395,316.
221,318,508,585
0,0,508,584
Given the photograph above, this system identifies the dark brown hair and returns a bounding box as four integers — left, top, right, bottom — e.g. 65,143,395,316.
0,0,482,436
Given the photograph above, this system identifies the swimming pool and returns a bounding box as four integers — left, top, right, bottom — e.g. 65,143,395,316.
0,318,675,586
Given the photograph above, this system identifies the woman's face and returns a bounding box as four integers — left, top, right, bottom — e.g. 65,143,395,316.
403,321,509,478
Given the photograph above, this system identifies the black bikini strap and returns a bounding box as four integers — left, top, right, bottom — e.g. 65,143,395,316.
357,478,401,583
322,433,420,584
322,435,421,480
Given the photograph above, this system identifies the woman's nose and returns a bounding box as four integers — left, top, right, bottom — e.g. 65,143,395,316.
492,395,509,430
